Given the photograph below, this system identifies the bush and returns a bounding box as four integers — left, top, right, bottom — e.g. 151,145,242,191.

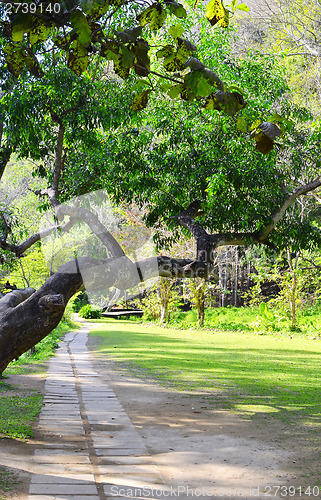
79,304,101,319
70,290,89,312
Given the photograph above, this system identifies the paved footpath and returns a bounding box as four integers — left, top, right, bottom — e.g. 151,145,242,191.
28,326,168,500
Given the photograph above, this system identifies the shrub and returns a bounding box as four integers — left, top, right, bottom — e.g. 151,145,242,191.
79,304,101,319
70,290,89,312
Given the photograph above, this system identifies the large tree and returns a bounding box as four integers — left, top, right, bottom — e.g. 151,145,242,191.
0,0,321,374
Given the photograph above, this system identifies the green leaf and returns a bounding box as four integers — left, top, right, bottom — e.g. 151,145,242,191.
204,90,246,115
70,9,92,47
85,0,110,21
236,2,249,11
29,17,51,45
130,90,150,111
206,0,229,27
131,79,150,90
67,40,89,75
159,39,196,72
168,23,184,39
25,49,44,78
266,113,293,128
115,26,143,43
120,46,135,68
174,4,187,17
4,43,26,77
167,84,183,98
185,70,212,97
114,56,130,79
100,40,119,60
259,302,267,314
156,45,175,59
137,4,167,30
166,2,187,18
133,39,150,69
236,116,247,133
177,37,197,53
254,131,274,155
12,13,33,42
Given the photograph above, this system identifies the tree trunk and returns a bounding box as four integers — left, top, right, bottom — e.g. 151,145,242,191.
0,268,83,376
160,300,168,323
234,248,238,306
197,298,205,326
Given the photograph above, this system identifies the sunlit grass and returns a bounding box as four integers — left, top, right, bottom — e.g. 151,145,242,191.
90,320,321,426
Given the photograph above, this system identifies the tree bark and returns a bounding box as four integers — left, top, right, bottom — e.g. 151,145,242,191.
0,266,82,376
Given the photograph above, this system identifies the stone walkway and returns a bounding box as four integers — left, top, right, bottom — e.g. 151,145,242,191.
28,326,168,500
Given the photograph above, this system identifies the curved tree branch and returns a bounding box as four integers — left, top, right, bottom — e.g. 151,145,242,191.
0,216,77,257
56,205,125,259
257,177,321,242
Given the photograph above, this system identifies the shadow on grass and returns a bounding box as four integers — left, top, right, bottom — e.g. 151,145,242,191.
89,320,321,428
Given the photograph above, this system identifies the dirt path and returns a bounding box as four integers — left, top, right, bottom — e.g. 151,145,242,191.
87,334,321,500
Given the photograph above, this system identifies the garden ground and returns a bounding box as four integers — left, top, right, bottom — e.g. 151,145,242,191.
87,327,321,498
0,318,321,498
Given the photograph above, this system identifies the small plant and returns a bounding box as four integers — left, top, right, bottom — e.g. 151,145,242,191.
141,292,161,321
141,278,182,323
79,304,101,319
250,302,280,333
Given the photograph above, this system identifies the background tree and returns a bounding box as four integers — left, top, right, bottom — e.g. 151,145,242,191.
236,0,321,115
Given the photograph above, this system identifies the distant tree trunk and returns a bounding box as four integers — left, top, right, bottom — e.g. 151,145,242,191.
247,262,251,291
191,278,207,326
234,248,238,306
223,257,227,307
196,289,205,326
218,262,223,307
240,264,245,305
287,248,299,330
159,277,172,323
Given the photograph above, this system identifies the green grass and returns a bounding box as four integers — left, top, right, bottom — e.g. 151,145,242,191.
171,305,321,334
108,304,321,334
172,306,259,331
89,319,321,428
6,315,78,375
0,391,43,439
0,466,20,496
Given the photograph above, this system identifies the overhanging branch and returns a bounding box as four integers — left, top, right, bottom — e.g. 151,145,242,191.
257,177,321,242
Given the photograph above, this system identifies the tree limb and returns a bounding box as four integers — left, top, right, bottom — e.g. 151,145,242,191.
55,205,125,259
48,122,65,208
257,177,321,242
0,217,76,257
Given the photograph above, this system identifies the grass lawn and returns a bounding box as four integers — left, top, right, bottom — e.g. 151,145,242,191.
90,319,321,428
